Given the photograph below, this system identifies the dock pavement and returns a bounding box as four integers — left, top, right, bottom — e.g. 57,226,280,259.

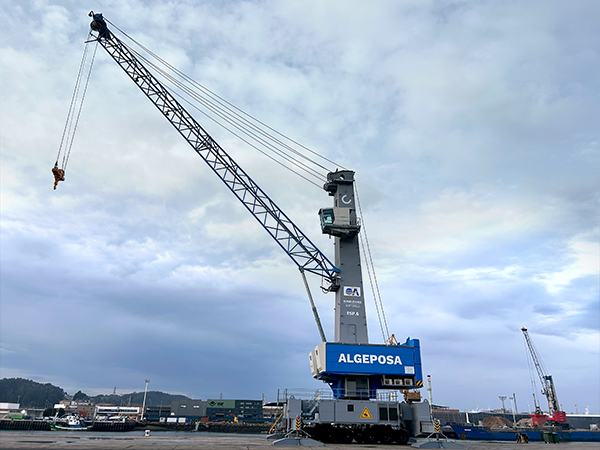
0,433,599,450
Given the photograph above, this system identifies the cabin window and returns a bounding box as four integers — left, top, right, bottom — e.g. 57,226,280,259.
321,209,334,224
380,407,388,420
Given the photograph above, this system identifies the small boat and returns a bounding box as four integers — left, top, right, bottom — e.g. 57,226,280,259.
49,414,92,431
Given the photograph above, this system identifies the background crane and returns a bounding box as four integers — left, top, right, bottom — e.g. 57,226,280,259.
521,327,567,424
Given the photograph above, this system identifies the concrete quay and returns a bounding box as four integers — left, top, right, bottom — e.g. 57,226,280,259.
0,433,599,450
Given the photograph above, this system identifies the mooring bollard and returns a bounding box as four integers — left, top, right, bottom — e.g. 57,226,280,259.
145,429,150,436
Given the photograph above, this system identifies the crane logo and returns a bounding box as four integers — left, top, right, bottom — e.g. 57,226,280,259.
337,353,403,365
344,287,361,297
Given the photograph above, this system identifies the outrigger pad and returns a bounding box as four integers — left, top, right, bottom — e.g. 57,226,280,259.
412,440,466,449
272,436,324,446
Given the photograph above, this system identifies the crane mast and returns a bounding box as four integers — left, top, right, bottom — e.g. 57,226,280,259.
321,170,368,344
521,327,566,423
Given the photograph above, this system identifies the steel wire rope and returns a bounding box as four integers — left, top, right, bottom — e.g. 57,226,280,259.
125,45,327,183
355,184,391,343
526,331,550,380
126,44,327,187
156,57,333,175
136,59,324,188
63,39,99,170
93,35,335,284
116,21,339,171
56,33,93,168
359,231,387,343
143,58,327,183
107,19,346,172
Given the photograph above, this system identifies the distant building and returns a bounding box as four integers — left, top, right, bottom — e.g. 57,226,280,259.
206,399,262,421
170,399,206,419
164,398,264,422
145,405,171,422
262,402,284,419
95,405,139,420
0,403,22,418
66,401,96,419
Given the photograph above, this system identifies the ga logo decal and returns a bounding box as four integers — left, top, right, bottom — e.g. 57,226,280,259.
344,286,361,297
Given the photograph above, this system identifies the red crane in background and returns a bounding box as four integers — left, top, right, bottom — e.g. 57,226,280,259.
521,327,567,425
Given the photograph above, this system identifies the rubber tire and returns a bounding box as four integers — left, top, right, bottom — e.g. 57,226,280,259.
361,431,377,444
378,431,393,444
393,429,410,445
335,429,354,444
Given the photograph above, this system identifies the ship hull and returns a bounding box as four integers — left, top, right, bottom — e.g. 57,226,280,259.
450,425,600,442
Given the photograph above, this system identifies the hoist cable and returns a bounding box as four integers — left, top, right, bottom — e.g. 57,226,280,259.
106,19,346,173
119,23,340,171
131,47,327,184
56,35,91,166
360,232,387,343
123,43,326,187
133,53,324,188
356,185,390,343
127,45,327,183
63,39,98,170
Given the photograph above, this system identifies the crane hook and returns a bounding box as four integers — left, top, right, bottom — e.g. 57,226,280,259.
52,163,65,190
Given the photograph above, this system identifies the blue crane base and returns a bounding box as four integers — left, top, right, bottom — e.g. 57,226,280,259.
309,340,423,399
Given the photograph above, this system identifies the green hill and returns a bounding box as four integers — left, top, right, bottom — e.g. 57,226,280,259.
0,378,189,407
91,391,189,406
0,378,66,408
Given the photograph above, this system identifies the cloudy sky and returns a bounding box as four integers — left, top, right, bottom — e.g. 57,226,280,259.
1,0,598,414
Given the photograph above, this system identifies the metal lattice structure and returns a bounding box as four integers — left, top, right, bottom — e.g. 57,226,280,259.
89,13,339,287
521,327,560,414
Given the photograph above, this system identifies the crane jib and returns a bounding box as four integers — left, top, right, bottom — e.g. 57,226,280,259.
88,12,339,285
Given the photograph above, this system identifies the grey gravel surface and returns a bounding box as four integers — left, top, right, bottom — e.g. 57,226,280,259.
0,433,599,450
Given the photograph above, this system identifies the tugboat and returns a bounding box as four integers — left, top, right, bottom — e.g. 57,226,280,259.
49,414,92,431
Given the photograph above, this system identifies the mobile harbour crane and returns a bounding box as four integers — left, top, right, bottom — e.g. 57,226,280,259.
70,12,434,444
521,327,567,425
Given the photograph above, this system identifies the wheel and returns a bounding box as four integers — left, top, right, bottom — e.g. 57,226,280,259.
378,431,393,444
360,431,377,444
334,428,354,444
392,429,409,445
306,425,333,443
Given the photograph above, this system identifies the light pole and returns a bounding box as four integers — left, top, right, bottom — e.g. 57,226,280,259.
499,396,507,416
141,379,150,421
427,375,433,406
509,395,517,425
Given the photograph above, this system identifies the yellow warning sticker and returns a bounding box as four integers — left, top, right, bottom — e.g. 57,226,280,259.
360,407,372,419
